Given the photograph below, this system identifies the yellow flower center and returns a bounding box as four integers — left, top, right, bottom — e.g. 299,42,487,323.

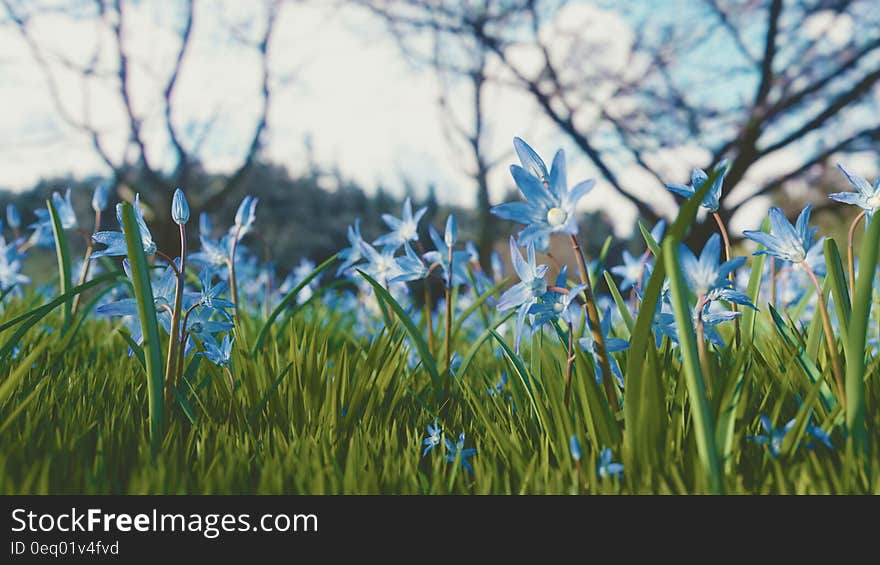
547,207,567,227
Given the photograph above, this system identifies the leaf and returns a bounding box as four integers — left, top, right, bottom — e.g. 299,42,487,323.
824,238,850,350
357,270,441,388
251,253,338,356
120,201,165,454
663,238,723,494
844,210,880,455
0,273,122,360
490,330,545,433
456,311,514,378
46,199,73,330
603,270,634,335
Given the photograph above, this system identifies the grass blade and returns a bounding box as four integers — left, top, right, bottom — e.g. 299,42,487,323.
357,270,441,388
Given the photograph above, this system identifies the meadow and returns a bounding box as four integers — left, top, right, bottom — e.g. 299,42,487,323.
0,138,877,494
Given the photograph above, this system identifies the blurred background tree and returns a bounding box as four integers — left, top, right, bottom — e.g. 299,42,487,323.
1,0,878,268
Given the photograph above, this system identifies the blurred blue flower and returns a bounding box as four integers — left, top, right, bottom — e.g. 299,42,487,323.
422,224,469,289
664,160,728,212
444,432,477,473
337,219,365,276
92,184,109,212
492,139,595,248
497,237,549,352
569,435,582,462
199,211,212,238
391,242,429,283
597,447,623,479
578,307,629,388
748,414,795,457
829,163,880,219
172,188,189,225
422,418,442,457
51,188,78,229
611,250,649,292
201,333,234,367
6,204,20,230
743,205,816,263
679,233,745,296
373,197,427,250
231,195,258,240
358,240,403,285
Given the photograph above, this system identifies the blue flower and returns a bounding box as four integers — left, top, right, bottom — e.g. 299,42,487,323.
198,268,235,312
92,184,109,212
201,333,234,367
358,240,403,285
748,414,795,457
337,220,367,277
664,161,728,212
172,188,189,225
529,267,586,329
26,209,55,249
492,140,595,248
679,234,746,296
422,418,442,457
96,259,180,343
185,308,234,344
569,435,582,462
597,447,623,479
190,233,232,269
199,211,212,237
444,432,477,473
51,188,78,229
231,195,258,240
497,237,549,352
486,371,508,396
0,235,29,292
91,195,157,258
6,204,20,230
421,224,470,289
611,250,649,292
829,163,880,219
743,205,816,263
391,242,429,283
444,214,457,247
805,421,833,450
578,307,629,388
373,197,427,250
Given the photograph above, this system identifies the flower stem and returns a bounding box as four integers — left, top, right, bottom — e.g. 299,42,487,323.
164,224,187,414
444,246,453,399
564,321,575,408
712,211,739,346
568,234,619,411
72,209,100,315
847,210,866,301
694,293,713,398
423,282,434,353
801,260,846,407
228,226,242,321
769,257,777,309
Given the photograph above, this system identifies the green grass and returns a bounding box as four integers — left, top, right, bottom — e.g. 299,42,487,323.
0,274,877,494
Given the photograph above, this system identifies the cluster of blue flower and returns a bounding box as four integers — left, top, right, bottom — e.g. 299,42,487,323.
4,135,875,475
334,137,874,473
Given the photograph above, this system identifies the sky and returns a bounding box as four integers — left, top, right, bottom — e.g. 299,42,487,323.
1,1,877,236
